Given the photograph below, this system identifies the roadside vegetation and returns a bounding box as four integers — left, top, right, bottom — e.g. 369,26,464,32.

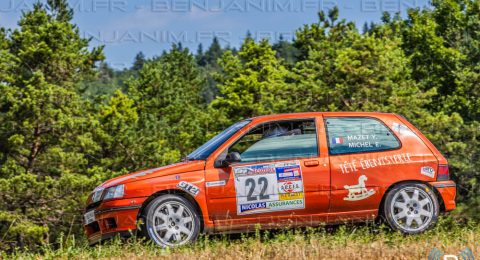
1,0,480,256
5,218,479,259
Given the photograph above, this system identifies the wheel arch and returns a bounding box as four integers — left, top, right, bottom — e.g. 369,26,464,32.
378,180,446,218
137,189,205,233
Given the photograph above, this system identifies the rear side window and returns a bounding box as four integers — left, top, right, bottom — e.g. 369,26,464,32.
325,117,400,155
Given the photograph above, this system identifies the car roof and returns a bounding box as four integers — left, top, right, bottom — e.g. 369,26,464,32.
248,112,396,122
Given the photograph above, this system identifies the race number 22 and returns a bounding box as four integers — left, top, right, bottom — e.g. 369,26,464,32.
246,177,270,201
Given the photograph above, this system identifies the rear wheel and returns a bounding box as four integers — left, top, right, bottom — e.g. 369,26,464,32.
383,183,439,234
143,195,200,247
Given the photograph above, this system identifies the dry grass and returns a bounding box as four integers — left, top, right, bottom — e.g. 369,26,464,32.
6,219,479,260
122,227,479,260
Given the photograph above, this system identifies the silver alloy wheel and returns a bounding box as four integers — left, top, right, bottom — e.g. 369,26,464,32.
390,187,434,232
151,201,195,246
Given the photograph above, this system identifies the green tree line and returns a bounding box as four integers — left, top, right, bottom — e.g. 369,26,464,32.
0,0,479,251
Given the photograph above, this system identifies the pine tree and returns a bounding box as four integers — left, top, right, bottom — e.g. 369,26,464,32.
397,0,480,214
199,37,227,103
210,38,289,125
0,0,104,249
127,44,208,165
196,43,206,66
294,7,356,60
132,51,146,72
293,20,429,117
1,1,103,174
272,34,300,66
204,37,223,67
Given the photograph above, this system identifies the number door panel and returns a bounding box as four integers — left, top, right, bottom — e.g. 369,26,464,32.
205,159,329,220
204,117,330,227
234,161,305,215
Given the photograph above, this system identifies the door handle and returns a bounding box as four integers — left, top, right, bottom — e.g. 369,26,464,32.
304,160,319,167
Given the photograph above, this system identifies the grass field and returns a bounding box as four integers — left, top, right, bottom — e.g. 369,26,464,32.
4,218,479,260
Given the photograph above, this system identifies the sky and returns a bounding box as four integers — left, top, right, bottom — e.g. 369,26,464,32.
0,0,430,69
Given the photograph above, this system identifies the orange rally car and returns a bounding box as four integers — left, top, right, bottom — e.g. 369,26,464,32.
83,112,456,246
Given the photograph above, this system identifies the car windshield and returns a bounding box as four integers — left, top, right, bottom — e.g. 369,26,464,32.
186,120,251,160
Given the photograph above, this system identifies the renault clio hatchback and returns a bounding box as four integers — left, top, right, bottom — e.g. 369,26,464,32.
83,112,456,246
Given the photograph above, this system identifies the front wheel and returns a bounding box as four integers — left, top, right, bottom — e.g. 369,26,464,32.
142,195,201,247
383,183,439,234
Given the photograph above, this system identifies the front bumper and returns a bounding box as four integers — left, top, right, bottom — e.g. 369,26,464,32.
84,197,147,245
429,180,456,211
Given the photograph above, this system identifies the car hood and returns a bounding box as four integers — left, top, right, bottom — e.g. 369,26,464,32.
98,160,205,188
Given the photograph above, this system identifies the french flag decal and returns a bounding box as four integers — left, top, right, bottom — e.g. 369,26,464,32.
332,137,344,144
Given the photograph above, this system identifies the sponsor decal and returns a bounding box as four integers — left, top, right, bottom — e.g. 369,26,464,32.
392,122,413,135
347,135,373,141
339,153,412,174
206,180,226,187
177,181,200,196
332,135,385,149
332,137,344,144
344,175,376,201
279,192,303,201
347,135,377,148
276,164,302,181
421,166,435,178
239,202,267,213
233,161,305,215
267,199,304,209
234,164,276,176
279,180,303,193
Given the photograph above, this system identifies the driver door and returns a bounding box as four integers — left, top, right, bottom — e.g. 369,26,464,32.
204,117,330,231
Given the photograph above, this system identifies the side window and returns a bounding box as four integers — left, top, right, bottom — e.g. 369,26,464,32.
325,117,400,155
228,119,318,163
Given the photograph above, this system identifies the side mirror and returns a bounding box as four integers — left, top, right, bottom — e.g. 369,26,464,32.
226,151,241,163
217,152,241,168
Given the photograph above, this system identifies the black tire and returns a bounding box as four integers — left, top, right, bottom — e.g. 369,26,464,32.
141,194,201,247
383,183,439,234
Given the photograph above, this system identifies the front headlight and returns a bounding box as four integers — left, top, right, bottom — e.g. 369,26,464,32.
92,187,104,203
103,184,125,200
